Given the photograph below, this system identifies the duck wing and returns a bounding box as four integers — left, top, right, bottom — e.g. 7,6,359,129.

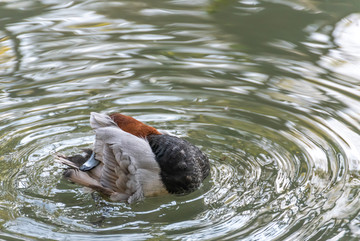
90,112,166,203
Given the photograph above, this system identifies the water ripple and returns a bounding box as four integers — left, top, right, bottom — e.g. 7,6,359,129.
1,0,360,240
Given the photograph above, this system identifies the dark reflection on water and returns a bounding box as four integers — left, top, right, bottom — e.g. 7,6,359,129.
1,0,360,240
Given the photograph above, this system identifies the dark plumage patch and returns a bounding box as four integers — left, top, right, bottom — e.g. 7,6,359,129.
147,134,210,194
66,149,93,167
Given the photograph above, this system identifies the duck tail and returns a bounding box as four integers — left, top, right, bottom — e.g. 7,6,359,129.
54,151,109,194
54,154,79,169
53,149,93,169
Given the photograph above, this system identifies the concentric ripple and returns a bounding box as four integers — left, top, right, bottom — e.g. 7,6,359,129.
1,0,360,240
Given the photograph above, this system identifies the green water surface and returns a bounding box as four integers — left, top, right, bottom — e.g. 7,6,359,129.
1,0,360,240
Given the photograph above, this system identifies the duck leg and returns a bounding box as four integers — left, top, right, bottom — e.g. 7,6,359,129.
79,151,100,171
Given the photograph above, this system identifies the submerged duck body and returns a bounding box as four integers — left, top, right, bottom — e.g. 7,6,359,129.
57,112,210,203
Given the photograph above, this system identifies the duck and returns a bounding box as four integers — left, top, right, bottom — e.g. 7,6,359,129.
55,112,210,203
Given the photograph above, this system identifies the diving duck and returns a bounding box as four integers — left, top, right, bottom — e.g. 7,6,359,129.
56,112,210,203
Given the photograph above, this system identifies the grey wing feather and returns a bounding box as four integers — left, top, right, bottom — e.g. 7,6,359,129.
90,112,118,163
90,112,118,129
90,112,162,203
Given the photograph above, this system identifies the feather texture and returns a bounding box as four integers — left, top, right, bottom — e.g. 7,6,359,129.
55,112,209,203
147,134,210,194
58,112,167,203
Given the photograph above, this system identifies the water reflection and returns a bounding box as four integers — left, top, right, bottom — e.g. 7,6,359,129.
1,0,360,240
320,13,360,81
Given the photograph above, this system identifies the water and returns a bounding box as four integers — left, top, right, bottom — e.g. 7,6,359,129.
1,0,360,240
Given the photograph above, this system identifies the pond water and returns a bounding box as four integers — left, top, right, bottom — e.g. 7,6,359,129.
1,0,360,240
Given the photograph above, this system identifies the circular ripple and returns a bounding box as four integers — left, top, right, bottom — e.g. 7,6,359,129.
1,0,360,240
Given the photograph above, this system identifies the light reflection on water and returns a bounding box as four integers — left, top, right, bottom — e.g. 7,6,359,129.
1,0,360,240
